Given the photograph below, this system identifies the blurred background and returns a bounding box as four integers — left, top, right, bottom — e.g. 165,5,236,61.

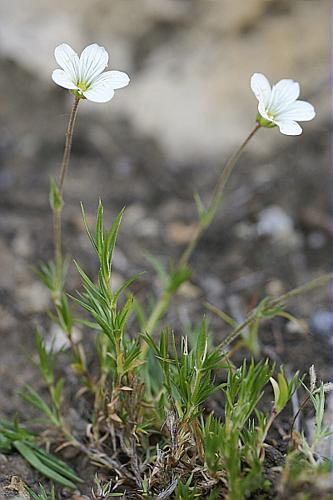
0,0,331,419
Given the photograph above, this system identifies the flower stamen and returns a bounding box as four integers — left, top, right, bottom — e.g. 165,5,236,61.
77,82,89,92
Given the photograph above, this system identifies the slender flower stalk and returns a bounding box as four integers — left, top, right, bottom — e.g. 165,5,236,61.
59,97,80,196
54,97,80,279
144,124,261,339
179,123,261,268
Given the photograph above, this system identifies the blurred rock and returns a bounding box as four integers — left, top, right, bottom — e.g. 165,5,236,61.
124,204,146,227
285,318,308,335
0,241,18,288
307,231,326,249
166,221,197,245
45,323,82,352
257,205,294,239
109,272,124,291
178,281,201,299
112,248,129,273
200,275,225,301
310,311,333,337
135,217,160,238
234,221,256,240
265,278,284,297
17,281,50,313
0,0,329,162
12,230,32,258
0,306,17,330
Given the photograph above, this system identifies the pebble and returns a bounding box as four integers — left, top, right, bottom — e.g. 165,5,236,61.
17,281,50,313
135,217,160,238
257,205,294,239
45,324,82,352
310,311,333,337
166,221,197,244
110,271,125,291
285,318,308,334
124,204,146,226
307,231,326,249
12,230,32,258
234,221,256,240
113,248,129,273
200,275,225,300
265,279,285,298
177,281,201,299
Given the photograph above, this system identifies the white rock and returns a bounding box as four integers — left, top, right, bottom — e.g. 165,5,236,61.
257,205,294,239
45,323,82,352
17,281,50,313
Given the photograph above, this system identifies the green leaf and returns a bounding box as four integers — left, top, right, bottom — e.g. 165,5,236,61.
30,445,83,484
277,371,289,408
13,441,78,489
0,433,12,452
96,199,105,254
80,202,98,253
19,387,59,426
114,273,144,301
53,378,64,408
26,484,55,500
35,332,54,385
105,207,125,268
49,178,63,212
167,266,192,294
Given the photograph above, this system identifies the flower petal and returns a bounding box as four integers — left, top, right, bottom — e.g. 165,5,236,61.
54,44,80,83
79,43,109,85
250,73,271,106
83,71,129,102
269,79,300,114
258,101,272,122
276,120,302,136
276,100,315,122
100,70,130,89
52,69,78,90
82,79,115,103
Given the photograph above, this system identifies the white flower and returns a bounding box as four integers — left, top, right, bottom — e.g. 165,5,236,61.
52,43,130,103
250,73,315,135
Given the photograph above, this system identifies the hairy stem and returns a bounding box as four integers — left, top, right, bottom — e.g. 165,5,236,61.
59,97,81,196
54,96,80,283
179,122,261,268
144,123,261,338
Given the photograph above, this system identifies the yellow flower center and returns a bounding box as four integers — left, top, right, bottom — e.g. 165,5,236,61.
77,81,89,91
